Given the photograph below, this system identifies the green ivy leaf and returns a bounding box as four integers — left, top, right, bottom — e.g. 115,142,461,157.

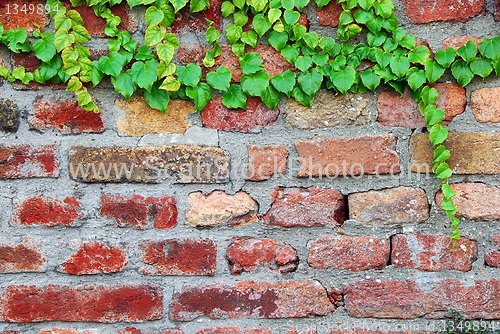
77,89,92,106
295,0,310,10
250,0,267,11
72,25,91,43
478,37,500,60
373,0,393,18
358,0,374,10
159,76,181,91
130,59,159,92
441,183,456,199
206,25,220,44
360,68,380,90
234,11,249,26
269,31,288,51
434,48,456,68
331,66,356,94
221,84,247,109
145,25,164,46
54,29,75,52
226,24,243,44
433,145,451,163
408,45,430,65
232,43,245,57
90,60,104,87
261,84,281,109
170,0,188,12
33,34,57,62
66,76,83,92
145,6,165,26
312,53,329,67
34,56,63,84
271,70,296,96
281,45,300,64
298,68,323,96
241,31,258,47
157,43,175,63
282,0,294,10
407,69,426,91
367,31,386,47
98,51,125,77
221,1,235,17
240,52,264,75
399,35,416,49
241,70,270,97
435,162,453,179
63,58,80,76
160,4,175,26
206,66,232,90
295,56,313,72
429,124,448,145
176,63,202,87
424,105,445,126
292,84,314,107
293,24,307,40
303,32,319,49
112,71,136,99
253,13,272,37
186,82,212,111
268,8,282,24
283,9,300,25
390,56,410,78
424,59,445,83
470,58,493,78
451,59,474,87
135,45,156,60
457,40,477,63
421,86,438,106
144,81,171,113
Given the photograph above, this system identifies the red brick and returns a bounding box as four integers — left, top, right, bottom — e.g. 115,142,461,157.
186,191,259,227
247,145,288,181
410,133,500,175
471,87,500,123
262,187,345,227
329,331,432,334
435,183,500,221
377,84,465,128
485,236,500,268
0,331,20,334
295,135,400,177
12,195,82,227
202,96,279,133
140,239,216,276
404,0,486,23
101,194,177,230
59,241,128,275
343,279,500,319
39,329,100,334
317,1,343,27
441,36,483,50
30,98,104,133
307,236,390,271
391,234,477,272
171,0,222,32
0,145,58,179
226,237,299,274
496,0,500,21
170,280,334,321
0,0,47,32
0,239,46,273
0,285,162,322
196,328,271,334
61,1,136,37
118,329,183,334
178,45,294,82
287,329,317,334
348,187,429,226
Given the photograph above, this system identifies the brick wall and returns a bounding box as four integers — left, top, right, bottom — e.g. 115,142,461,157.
0,0,499,333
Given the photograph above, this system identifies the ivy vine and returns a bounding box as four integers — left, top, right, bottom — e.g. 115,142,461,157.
0,0,499,239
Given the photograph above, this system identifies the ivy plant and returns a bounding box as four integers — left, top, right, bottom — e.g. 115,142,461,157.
0,0,499,239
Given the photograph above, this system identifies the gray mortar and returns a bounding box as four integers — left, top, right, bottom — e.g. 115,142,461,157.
0,0,500,332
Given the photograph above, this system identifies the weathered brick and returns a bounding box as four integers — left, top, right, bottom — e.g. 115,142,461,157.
348,187,429,226
471,87,500,123
12,195,82,227
0,0,47,32
391,234,477,272
343,279,500,319
30,98,104,133
0,331,19,334
329,331,432,334
0,285,162,322
196,329,271,334
59,241,128,275
170,280,334,321
101,194,177,229
0,145,58,179
202,96,280,133
435,183,500,221
39,329,100,334
118,329,183,334
61,1,136,36
377,84,465,128
68,146,229,183
247,145,288,181
317,1,343,27
0,239,46,273
262,187,345,227
410,133,500,174
226,237,299,274
485,236,500,268
286,91,371,129
496,0,500,21
404,0,486,23
307,236,390,271
115,98,195,136
186,191,259,227
0,98,19,133
287,329,317,334
295,135,400,177
140,238,216,275
171,0,222,32
178,45,294,82
441,36,483,50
